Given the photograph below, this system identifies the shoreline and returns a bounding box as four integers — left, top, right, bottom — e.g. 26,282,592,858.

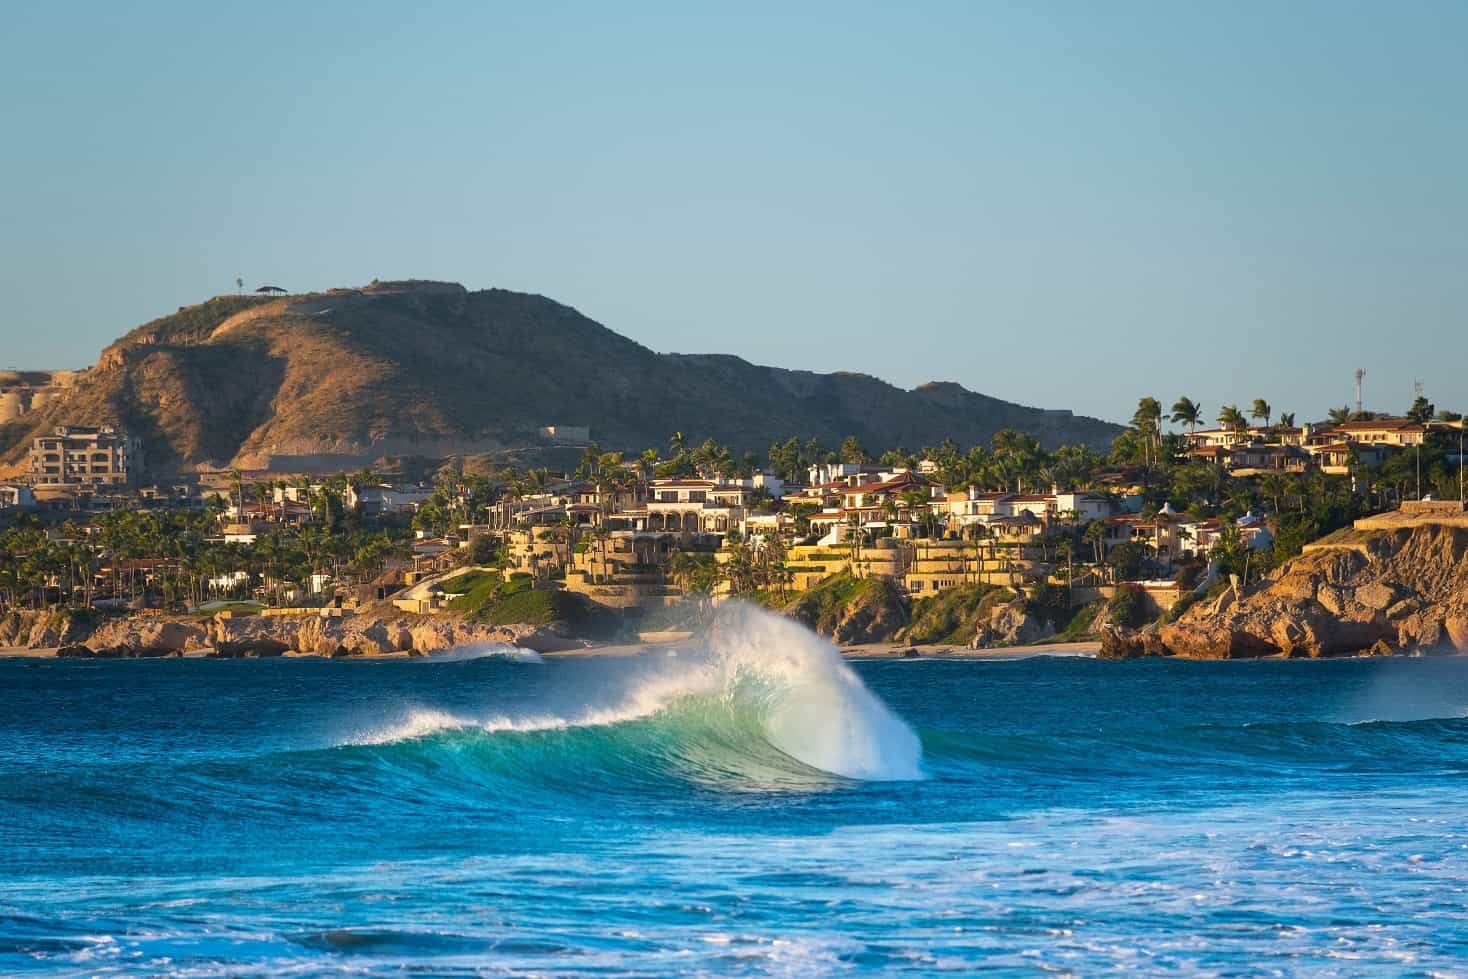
837,639,1098,659
4,639,1102,661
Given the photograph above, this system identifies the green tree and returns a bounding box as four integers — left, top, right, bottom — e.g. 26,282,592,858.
1169,397,1202,434
1218,404,1249,440
1132,397,1163,466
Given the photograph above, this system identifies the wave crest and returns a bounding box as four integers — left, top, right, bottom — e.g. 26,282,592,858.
348,604,922,782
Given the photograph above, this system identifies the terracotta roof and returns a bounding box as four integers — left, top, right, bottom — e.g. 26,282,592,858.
838,472,927,496
1332,417,1424,432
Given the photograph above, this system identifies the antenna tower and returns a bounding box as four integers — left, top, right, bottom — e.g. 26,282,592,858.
1354,369,1365,416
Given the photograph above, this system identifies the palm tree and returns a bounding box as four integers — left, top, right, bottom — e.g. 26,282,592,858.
1083,520,1105,564
900,488,934,538
638,448,659,493
498,472,524,530
1250,399,1272,430
1328,405,1352,425
1170,397,1202,435
229,469,245,520
1218,405,1249,442
1131,398,1163,466
1260,472,1288,515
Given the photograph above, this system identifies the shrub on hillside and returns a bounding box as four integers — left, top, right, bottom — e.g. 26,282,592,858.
1106,585,1148,629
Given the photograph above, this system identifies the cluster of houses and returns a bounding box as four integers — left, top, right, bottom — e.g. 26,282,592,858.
427,459,1276,615
4,412,1452,618
1183,416,1439,475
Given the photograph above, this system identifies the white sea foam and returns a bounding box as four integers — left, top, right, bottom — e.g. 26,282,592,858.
701,602,924,780
349,603,923,780
422,643,544,663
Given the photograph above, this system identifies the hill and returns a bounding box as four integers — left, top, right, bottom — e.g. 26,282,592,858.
0,280,1121,474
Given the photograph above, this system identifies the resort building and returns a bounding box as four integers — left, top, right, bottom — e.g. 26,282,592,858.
645,479,750,534
1315,417,1427,447
27,425,143,487
1226,443,1310,474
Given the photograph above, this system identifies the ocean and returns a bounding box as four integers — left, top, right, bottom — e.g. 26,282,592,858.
3,606,1468,975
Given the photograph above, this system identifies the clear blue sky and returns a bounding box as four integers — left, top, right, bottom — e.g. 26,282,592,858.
2,1,1464,425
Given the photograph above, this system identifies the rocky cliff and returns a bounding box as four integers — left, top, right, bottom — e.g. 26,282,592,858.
10,608,585,657
1108,523,1468,659
781,573,909,644
0,280,1121,474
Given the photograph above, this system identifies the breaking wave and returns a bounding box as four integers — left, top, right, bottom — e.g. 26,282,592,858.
418,643,544,663
348,604,923,783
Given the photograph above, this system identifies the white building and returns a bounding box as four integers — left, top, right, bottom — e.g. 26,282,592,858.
347,484,434,515
0,484,37,508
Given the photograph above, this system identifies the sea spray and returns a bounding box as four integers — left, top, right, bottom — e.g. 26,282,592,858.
702,602,924,780
350,604,923,781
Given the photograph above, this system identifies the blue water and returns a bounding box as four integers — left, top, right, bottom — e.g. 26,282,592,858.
5,609,1468,975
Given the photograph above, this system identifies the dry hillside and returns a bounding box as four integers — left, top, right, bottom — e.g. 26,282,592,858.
0,280,1121,474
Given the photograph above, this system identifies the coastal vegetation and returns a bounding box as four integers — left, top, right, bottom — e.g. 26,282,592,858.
439,568,616,636
2,370,1464,656
903,583,1009,645
782,572,906,644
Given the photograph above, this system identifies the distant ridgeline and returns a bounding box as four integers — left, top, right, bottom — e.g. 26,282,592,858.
0,280,1120,475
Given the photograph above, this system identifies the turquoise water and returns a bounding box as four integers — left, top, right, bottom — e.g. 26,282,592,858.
4,607,1468,975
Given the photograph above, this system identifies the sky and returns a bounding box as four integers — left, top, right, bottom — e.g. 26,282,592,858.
1,1,1464,426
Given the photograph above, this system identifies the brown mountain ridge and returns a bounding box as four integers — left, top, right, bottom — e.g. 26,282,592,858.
0,279,1121,475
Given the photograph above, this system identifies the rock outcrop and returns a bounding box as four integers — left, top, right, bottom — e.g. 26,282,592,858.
1149,524,1468,659
826,586,908,645
783,573,909,644
84,618,212,656
970,598,1055,649
206,612,580,656
3,607,584,656
0,610,89,649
